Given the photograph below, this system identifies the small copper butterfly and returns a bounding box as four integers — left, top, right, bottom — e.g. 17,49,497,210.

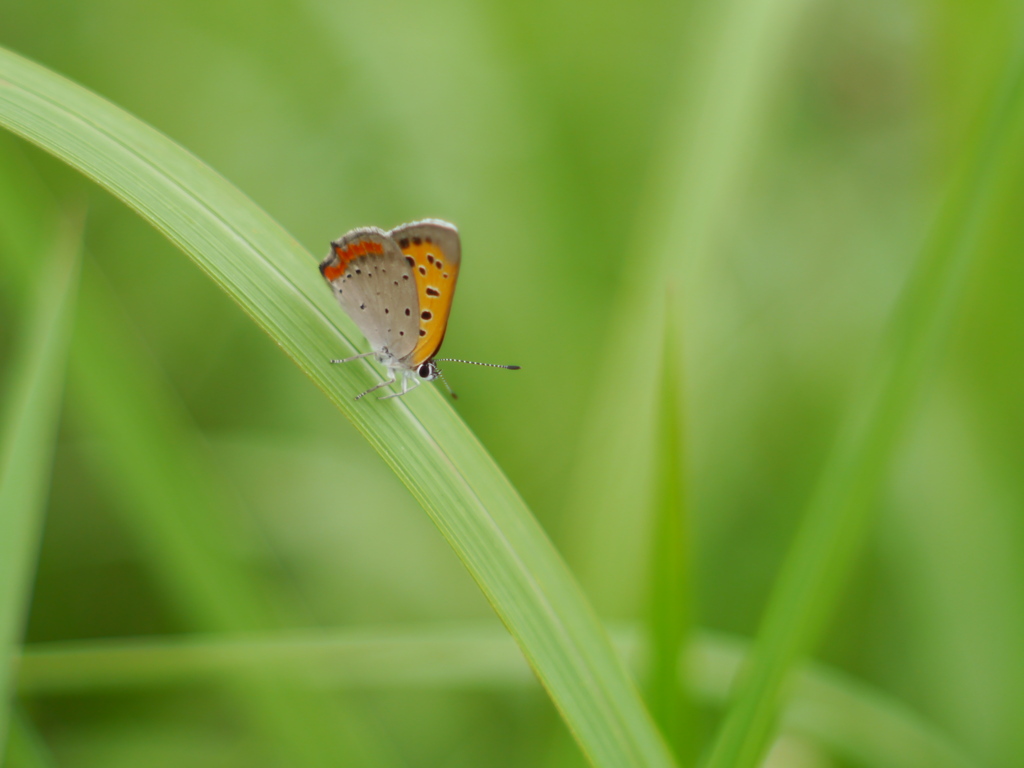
320,219,519,400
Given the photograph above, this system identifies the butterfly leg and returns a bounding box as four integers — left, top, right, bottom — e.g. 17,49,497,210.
355,377,396,400
378,376,424,400
330,351,376,364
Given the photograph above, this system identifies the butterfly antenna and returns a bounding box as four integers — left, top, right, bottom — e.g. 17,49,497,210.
434,358,521,371
436,368,458,400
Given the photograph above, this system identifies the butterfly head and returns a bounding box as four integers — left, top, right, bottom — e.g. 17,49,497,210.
415,360,440,381
377,349,440,383
414,359,460,399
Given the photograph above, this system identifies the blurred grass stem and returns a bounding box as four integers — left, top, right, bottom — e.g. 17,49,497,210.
0,218,80,755
703,33,1024,768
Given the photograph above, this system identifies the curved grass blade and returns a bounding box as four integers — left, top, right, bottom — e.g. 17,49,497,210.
702,35,1024,768
0,145,399,768
0,217,80,754
0,47,674,768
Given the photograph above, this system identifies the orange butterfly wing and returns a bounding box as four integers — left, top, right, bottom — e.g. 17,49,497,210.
389,220,461,366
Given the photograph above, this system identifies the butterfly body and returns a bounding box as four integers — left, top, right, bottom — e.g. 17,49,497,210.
321,219,516,400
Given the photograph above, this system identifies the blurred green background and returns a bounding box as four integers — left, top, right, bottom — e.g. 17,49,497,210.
2,0,1024,766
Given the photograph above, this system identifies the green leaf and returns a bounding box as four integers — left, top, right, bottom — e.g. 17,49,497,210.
0,217,80,754
0,46,674,768
702,36,1024,768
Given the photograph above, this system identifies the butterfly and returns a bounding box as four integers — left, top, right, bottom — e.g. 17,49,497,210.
320,219,519,400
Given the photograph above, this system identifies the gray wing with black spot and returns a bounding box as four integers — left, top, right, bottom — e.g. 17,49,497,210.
320,228,420,359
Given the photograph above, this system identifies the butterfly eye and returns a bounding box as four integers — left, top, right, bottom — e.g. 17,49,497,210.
418,363,434,379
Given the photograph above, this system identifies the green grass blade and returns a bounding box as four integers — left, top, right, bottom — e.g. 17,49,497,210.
0,144,398,768
563,0,819,613
14,625,980,768
702,37,1024,768
645,319,694,761
0,218,80,754
71,266,396,768
688,632,980,768
0,46,674,767
0,118,440,768
3,710,57,768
